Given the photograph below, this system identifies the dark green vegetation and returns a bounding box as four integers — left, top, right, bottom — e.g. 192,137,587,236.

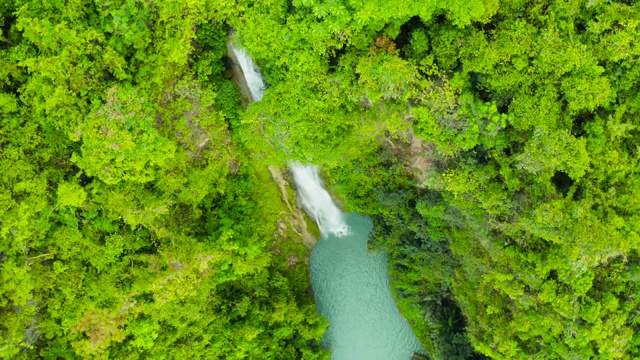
1,0,639,359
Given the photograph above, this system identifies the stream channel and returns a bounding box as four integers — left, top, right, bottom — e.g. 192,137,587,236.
227,35,424,360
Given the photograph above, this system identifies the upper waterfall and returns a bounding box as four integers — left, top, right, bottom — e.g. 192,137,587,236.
227,37,266,102
289,163,349,238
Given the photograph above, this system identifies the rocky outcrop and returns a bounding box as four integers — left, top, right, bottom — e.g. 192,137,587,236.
269,166,317,250
384,130,435,185
411,353,429,360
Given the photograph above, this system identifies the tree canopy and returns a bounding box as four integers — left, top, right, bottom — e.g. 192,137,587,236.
1,0,639,359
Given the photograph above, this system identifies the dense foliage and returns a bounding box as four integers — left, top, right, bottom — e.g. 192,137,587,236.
0,1,326,359
230,0,640,359
2,0,639,359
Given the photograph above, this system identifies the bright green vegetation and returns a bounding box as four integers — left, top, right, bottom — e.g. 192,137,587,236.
0,2,326,359
1,0,639,359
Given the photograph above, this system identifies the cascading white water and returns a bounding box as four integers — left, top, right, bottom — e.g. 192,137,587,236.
290,162,425,359
227,32,423,360
289,163,350,238
228,41,266,102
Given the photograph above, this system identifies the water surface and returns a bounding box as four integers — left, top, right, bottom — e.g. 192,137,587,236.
310,213,424,360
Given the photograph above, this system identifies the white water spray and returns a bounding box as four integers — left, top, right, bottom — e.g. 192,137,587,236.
289,163,349,238
228,40,266,102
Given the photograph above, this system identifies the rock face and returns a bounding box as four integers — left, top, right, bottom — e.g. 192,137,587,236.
269,166,317,250
410,353,429,360
383,130,435,185
407,133,434,185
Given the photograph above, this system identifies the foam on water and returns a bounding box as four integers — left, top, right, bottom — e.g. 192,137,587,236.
290,163,424,359
228,39,266,102
289,163,349,237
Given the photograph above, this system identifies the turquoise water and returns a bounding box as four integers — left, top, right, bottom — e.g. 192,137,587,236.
310,213,424,360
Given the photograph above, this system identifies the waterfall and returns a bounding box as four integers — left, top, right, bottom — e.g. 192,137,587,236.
289,163,349,238
224,31,423,359
227,39,266,102
226,34,345,237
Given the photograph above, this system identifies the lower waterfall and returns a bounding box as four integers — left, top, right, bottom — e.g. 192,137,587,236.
290,163,424,360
